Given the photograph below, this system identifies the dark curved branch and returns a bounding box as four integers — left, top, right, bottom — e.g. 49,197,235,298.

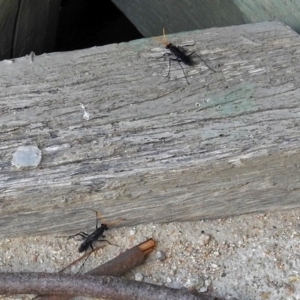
0,272,218,300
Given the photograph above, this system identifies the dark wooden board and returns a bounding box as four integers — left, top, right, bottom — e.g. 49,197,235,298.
12,0,60,58
1,21,300,238
112,0,300,36
0,0,19,59
0,0,60,60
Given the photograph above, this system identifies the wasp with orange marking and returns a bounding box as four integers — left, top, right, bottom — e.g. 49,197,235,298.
68,211,114,253
66,211,118,272
156,28,216,84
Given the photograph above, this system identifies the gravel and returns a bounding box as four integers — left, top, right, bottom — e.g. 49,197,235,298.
0,208,300,299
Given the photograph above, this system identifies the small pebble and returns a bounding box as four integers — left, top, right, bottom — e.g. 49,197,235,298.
166,277,172,283
155,250,166,261
184,275,204,289
199,234,211,246
129,228,136,236
135,273,144,282
205,279,212,286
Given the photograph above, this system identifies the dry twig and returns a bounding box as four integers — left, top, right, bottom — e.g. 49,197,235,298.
0,272,219,300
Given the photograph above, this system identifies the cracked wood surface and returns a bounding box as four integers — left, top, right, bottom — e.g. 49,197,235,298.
1,21,300,238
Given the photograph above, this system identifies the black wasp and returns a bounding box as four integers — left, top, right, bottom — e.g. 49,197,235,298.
157,28,216,84
68,211,111,253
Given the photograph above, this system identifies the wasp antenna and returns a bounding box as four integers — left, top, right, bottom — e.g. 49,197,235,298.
163,27,167,44
84,208,106,225
106,218,125,228
95,210,107,224
152,29,168,46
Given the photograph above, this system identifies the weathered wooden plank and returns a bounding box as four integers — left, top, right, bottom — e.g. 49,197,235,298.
1,21,300,238
112,0,300,36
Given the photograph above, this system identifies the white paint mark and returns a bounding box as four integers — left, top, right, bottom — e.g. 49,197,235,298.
180,40,195,46
3,60,13,64
44,144,70,152
12,146,42,168
228,149,269,166
249,68,265,74
228,158,243,166
80,103,90,120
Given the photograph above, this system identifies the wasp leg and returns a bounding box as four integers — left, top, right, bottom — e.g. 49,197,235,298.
97,239,119,247
188,52,215,72
68,232,89,240
97,239,112,245
159,53,189,84
77,247,94,274
160,53,174,79
165,57,189,85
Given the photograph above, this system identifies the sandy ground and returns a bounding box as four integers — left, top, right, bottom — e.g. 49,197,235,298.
0,208,300,300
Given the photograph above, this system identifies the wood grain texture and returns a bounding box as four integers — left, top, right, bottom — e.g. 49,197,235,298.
1,21,300,238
